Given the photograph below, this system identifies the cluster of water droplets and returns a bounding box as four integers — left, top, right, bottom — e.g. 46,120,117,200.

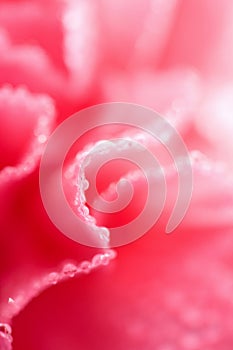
4,249,116,322
0,86,55,184
64,142,113,245
47,249,116,285
66,136,150,245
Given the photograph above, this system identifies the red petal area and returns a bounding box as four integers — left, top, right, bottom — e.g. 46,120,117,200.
10,163,233,349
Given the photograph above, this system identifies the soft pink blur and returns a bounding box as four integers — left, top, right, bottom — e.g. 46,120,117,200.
0,1,233,349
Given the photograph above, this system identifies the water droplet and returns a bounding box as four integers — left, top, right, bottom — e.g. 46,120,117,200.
62,263,77,278
80,261,92,274
100,254,110,265
91,254,104,267
38,134,47,144
91,250,116,267
104,249,117,260
78,206,89,216
47,272,60,285
82,155,91,167
82,179,89,190
73,199,79,206
80,192,86,202
98,227,110,241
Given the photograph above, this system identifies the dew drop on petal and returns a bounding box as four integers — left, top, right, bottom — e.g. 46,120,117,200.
47,272,60,285
99,255,111,266
97,227,110,241
104,249,117,260
38,134,47,143
92,249,116,267
91,254,104,267
62,263,78,278
79,261,92,274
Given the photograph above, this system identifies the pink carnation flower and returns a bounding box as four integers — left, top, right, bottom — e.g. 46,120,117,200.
0,1,233,349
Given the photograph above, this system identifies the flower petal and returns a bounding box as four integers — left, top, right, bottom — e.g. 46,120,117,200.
11,157,233,349
0,86,55,181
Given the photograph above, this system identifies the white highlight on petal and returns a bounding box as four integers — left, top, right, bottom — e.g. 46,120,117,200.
7,298,14,304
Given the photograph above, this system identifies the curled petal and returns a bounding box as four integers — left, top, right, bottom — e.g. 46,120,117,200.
10,156,233,349
0,29,66,98
0,1,64,70
0,85,55,182
163,0,233,79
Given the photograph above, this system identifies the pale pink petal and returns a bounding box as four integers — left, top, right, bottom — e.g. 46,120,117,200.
162,0,233,79
101,69,201,134
194,85,233,169
85,149,233,236
97,0,179,70
62,0,100,100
